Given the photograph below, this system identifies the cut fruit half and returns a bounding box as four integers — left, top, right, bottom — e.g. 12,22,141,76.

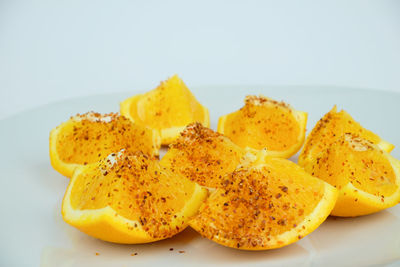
62,149,208,244
160,123,246,189
307,133,400,217
218,95,307,158
299,106,394,171
120,75,210,145
189,154,338,250
49,112,161,178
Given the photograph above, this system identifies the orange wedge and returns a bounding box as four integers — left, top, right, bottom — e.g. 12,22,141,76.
189,152,338,250
307,133,400,217
160,123,246,189
120,75,210,145
299,106,394,171
62,149,208,244
218,95,307,158
49,112,160,178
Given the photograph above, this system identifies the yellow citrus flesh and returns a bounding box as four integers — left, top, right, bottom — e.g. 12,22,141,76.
62,150,208,244
120,75,210,144
218,95,307,158
299,106,394,171
49,112,161,178
307,133,400,217
189,156,338,250
160,123,246,189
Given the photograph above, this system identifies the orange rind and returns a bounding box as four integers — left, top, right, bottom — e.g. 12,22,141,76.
307,133,400,217
189,152,337,250
62,149,208,244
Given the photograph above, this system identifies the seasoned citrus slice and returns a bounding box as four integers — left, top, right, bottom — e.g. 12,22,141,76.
307,133,400,217
299,106,394,170
49,112,161,178
62,149,208,244
160,123,246,189
218,95,307,158
189,155,338,250
120,75,210,145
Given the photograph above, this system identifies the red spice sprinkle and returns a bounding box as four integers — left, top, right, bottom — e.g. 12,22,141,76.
280,186,288,193
277,219,286,226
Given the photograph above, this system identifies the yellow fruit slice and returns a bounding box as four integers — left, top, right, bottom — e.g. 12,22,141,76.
299,106,394,170
218,95,307,158
49,112,161,178
189,154,338,250
307,133,400,217
120,75,210,145
160,123,246,189
62,149,208,244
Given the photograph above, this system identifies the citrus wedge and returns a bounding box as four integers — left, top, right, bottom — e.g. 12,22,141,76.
218,95,307,158
307,133,400,217
49,112,161,178
62,149,208,244
189,154,338,250
299,106,394,170
120,75,210,145
160,123,246,189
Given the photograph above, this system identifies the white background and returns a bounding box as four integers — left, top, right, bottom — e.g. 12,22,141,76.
1,0,400,120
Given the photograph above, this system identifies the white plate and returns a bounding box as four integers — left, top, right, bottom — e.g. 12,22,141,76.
1,86,400,267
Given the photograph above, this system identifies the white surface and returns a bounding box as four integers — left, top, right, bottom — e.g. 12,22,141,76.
1,0,400,120
0,86,400,267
